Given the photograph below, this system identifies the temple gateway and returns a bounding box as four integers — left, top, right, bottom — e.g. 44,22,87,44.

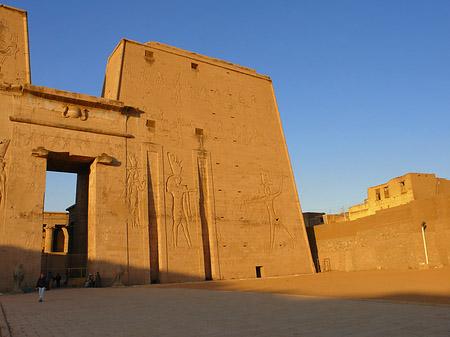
0,4,314,291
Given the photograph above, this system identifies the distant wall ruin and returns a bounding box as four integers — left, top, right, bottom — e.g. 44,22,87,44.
309,173,450,272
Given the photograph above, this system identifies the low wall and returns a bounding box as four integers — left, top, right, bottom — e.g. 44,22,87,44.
308,195,450,272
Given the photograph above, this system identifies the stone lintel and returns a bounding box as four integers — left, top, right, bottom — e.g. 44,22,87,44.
20,84,140,113
10,116,133,138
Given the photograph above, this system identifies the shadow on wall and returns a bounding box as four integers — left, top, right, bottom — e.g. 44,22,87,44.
0,245,204,293
305,227,319,272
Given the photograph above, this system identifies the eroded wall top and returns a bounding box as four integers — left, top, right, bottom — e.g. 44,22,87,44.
0,5,31,85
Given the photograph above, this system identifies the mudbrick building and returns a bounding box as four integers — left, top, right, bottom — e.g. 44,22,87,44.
308,173,450,272
0,5,315,291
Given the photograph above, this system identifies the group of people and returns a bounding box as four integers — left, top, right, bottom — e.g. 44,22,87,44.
85,272,102,288
41,271,63,288
35,272,63,302
36,271,102,302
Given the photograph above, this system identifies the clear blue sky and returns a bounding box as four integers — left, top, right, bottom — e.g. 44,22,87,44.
7,0,449,213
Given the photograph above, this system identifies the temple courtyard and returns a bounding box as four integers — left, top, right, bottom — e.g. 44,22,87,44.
1,268,449,336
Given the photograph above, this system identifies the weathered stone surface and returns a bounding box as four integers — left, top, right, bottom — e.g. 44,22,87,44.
0,5,314,292
0,4,30,85
309,173,450,272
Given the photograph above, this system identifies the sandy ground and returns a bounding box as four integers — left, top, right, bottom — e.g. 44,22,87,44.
158,267,450,305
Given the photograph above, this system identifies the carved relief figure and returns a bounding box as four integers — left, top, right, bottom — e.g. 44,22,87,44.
166,152,196,248
0,21,19,65
266,100,275,118
0,139,10,206
127,155,145,228
156,71,164,87
112,265,124,287
13,264,24,292
173,73,182,106
0,138,10,158
248,175,295,249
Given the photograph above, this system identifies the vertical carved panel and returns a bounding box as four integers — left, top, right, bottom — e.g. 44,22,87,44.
195,150,220,280
166,152,196,248
140,144,167,283
126,154,145,228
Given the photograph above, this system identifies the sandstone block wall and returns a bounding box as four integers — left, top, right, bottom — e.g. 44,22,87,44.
0,6,315,292
309,194,450,272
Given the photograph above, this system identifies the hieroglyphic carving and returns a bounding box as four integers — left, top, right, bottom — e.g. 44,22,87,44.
0,20,19,65
166,152,196,248
127,154,145,228
49,132,71,150
13,125,31,147
225,92,235,112
173,73,182,106
0,139,10,206
238,92,250,108
187,81,198,100
247,174,294,249
156,71,164,88
265,100,275,118
199,86,209,103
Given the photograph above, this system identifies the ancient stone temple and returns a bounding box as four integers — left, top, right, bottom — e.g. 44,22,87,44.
0,4,314,291
308,173,450,272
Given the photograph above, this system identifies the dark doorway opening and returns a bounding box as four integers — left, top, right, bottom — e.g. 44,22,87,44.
41,152,94,286
256,266,263,278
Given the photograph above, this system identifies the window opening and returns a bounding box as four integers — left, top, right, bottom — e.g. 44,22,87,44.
384,186,389,198
146,119,156,128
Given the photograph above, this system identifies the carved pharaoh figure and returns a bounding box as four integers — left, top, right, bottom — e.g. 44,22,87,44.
0,21,19,65
126,155,145,228
247,175,295,249
166,153,196,248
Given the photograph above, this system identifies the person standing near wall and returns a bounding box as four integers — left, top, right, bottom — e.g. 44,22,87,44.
94,272,102,288
36,273,47,302
55,273,61,288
